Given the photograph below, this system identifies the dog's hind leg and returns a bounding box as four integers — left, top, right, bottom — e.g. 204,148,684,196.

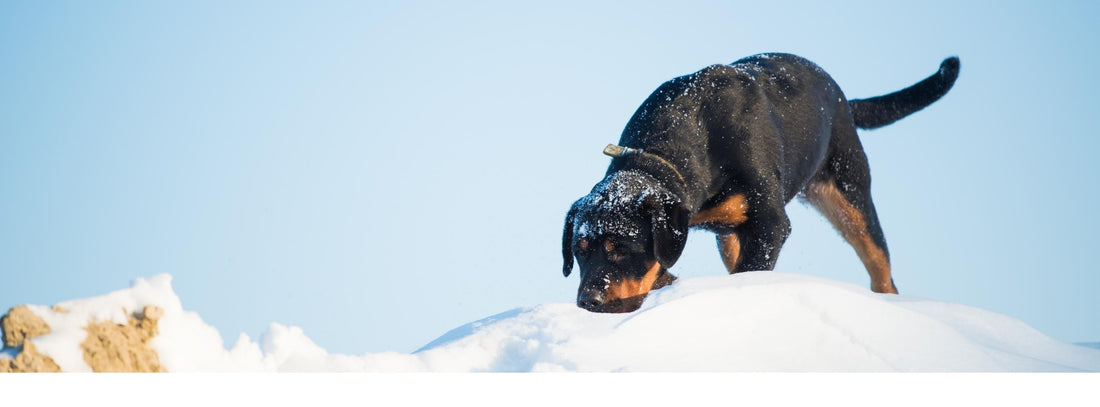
805,179,896,293
804,130,898,293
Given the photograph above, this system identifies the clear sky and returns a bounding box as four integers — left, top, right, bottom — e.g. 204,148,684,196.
2,0,1098,354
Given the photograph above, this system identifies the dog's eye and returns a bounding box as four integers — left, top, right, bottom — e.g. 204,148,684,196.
575,239,590,255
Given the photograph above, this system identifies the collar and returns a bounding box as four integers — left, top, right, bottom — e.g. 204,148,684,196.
602,144,687,185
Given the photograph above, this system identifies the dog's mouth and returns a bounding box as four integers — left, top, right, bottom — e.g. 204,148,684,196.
579,294,648,313
577,271,677,313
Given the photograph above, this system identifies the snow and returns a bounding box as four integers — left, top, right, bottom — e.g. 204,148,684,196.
571,170,675,239
16,272,1100,372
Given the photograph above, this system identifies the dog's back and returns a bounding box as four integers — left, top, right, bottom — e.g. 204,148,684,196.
613,53,959,204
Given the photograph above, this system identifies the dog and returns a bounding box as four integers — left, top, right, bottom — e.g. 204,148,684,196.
562,53,959,313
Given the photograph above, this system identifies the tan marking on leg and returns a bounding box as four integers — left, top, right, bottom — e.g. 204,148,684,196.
690,194,749,227
717,234,742,274
603,240,614,253
805,182,897,294
605,261,662,302
578,239,588,251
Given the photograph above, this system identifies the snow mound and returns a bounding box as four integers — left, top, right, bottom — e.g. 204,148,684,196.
4,272,1098,372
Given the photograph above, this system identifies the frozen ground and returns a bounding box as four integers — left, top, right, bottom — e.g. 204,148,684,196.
5,272,1099,372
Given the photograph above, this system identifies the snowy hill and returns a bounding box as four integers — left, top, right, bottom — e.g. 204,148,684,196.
3,272,1099,372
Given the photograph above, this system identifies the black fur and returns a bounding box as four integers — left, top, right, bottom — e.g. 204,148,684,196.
563,53,958,313
850,57,960,129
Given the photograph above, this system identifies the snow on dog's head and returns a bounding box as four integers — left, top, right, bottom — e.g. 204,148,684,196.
561,171,689,313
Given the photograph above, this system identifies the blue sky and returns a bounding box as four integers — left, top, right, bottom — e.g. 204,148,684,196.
2,1,1098,354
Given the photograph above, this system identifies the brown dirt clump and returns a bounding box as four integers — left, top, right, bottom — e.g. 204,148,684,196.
0,341,62,373
0,306,61,372
81,305,166,372
1,305,52,348
1,304,167,373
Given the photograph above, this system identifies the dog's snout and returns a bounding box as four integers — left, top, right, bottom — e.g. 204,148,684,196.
577,288,607,311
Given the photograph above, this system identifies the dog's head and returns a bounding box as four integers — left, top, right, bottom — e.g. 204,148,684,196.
562,171,689,313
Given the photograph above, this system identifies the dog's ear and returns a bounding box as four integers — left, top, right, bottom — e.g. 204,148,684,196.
562,202,580,277
644,196,690,269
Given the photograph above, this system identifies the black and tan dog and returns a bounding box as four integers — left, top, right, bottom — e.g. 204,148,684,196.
562,53,959,313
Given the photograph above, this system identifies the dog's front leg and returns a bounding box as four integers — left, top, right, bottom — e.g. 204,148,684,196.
716,234,743,273
732,197,791,273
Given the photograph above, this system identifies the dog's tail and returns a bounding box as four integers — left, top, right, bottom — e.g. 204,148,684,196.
848,57,960,130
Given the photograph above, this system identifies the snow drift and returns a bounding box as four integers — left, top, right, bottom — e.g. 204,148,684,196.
3,272,1098,372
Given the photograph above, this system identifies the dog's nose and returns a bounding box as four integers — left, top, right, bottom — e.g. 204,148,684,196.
578,289,607,311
